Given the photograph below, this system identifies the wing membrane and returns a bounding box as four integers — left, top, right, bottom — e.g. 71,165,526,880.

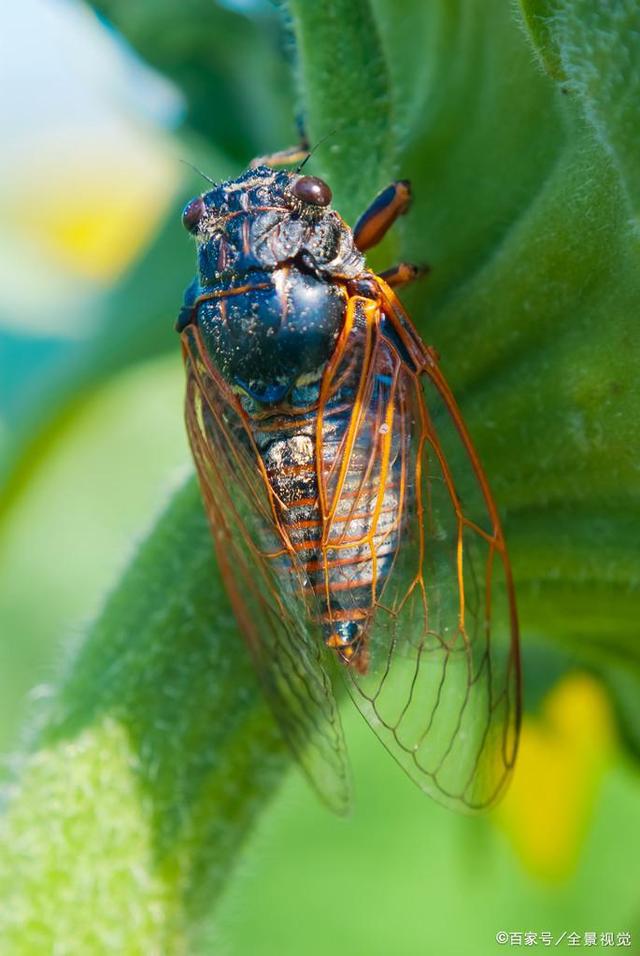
333,282,521,811
181,274,520,814
182,325,351,813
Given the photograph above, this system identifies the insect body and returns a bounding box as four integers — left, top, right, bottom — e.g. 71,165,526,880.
178,162,521,813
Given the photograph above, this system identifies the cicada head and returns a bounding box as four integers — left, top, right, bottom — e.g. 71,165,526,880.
181,166,367,405
182,165,364,283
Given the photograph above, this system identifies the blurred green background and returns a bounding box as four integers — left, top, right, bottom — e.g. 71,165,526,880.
1,0,639,953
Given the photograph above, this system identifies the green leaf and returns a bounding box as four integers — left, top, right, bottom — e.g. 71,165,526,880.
0,355,189,759
600,660,640,760
519,0,640,224
88,0,296,158
285,0,396,220
0,478,288,953
516,0,568,80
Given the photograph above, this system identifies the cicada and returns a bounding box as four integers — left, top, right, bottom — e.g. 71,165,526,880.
176,157,521,814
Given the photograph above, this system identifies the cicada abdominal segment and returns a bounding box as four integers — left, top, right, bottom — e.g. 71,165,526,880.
178,160,521,813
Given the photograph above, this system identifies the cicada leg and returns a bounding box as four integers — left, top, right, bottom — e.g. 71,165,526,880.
353,180,413,252
378,261,430,289
250,141,310,169
354,181,428,288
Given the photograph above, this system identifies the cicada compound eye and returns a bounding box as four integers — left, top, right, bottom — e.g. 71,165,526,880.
182,196,206,233
291,175,332,207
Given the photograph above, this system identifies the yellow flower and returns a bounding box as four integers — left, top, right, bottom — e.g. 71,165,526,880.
2,132,179,284
494,673,615,881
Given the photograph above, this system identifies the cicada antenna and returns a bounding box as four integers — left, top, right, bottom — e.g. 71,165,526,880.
180,159,217,187
295,127,341,173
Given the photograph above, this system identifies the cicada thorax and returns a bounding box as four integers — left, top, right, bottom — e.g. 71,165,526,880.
239,290,409,673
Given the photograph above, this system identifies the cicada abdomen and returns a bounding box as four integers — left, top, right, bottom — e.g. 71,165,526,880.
247,292,410,674
178,163,520,813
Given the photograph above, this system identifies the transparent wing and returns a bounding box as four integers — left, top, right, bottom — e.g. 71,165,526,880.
181,325,351,814
330,282,521,811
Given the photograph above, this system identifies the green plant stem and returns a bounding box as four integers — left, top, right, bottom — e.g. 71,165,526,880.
0,478,288,954
285,0,396,220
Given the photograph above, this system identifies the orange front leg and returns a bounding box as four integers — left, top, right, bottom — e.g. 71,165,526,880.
353,180,413,251
378,261,429,289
